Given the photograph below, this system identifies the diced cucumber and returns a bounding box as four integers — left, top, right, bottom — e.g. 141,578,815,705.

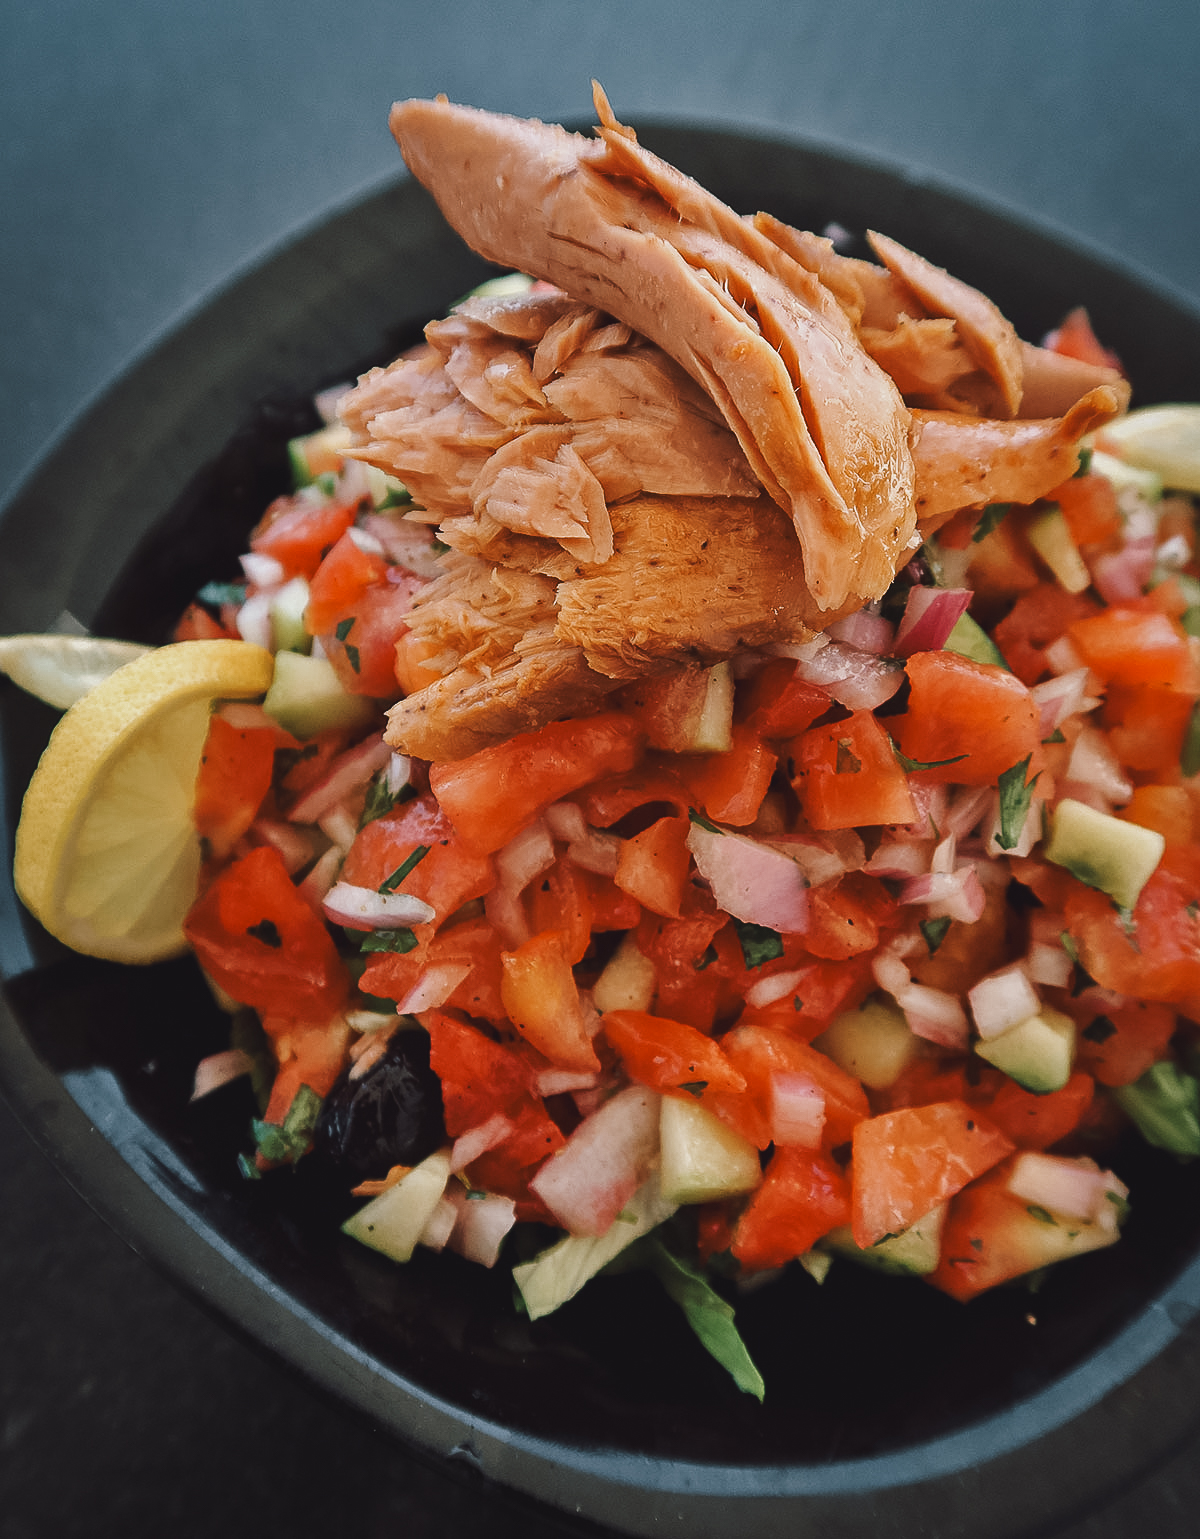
975,1006,1075,1094
815,997,919,1090
262,649,376,739
513,1176,678,1321
658,1095,762,1206
1044,797,1165,912
1088,447,1163,502
944,612,1009,671
592,932,656,1013
1112,1061,1200,1157
288,422,352,487
691,662,735,753
823,1203,946,1277
1026,507,1091,595
341,1148,452,1263
269,576,311,654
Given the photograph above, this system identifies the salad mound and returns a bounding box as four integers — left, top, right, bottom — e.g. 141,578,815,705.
14,92,1200,1400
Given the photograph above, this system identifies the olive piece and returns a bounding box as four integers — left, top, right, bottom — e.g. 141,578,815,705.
313,1029,445,1182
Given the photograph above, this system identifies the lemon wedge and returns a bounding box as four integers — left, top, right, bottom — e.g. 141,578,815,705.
14,640,274,963
1099,404,1200,493
0,633,153,709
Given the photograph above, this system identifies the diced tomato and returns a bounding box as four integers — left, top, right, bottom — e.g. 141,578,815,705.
614,814,692,918
261,1015,354,1129
193,712,278,860
695,1201,738,1263
184,844,350,1018
1119,785,1195,848
305,530,389,637
429,713,644,855
634,900,727,1030
851,1100,1014,1248
892,650,1041,786
424,1010,533,1135
1104,683,1198,772
580,868,643,932
1045,307,1122,372
575,760,690,829
602,1008,746,1102
730,1147,850,1271
992,582,1102,685
463,1097,567,1223
1069,996,1178,1088
791,709,916,829
174,602,239,642
1049,473,1122,548
737,658,832,739
319,567,425,697
1069,608,1200,691
250,492,360,581
803,872,896,961
908,875,1011,995
527,853,595,964
360,917,508,1024
983,1071,1095,1150
1064,849,1200,1007
965,514,1041,605
711,1023,871,1151
340,792,495,926
276,727,355,802
739,954,876,1040
500,931,600,1072
675,725,777,827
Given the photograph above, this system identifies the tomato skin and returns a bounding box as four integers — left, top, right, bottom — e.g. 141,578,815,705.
711,1023,870,1151
731,1147,850,1271
425,1012,533,1135
1069,997,1177,1088
320,568,425,697
430,713,644,855
340,793,495,925
602,1008,746,1101
1104,682,1198,773
1069,608,1199,691
360,917,508,1023
737,658,831,738
792,709,916,829
983,1071,1095,1150
184,844,349,1018
193,713,278,860
501,931,599,1072
527,852,595,964
614,814,692,919
851,1100,1014,1248
803,873,896,961
676,725,777,827
1050,473,1122,548
1064,850,1200,1006
891,651,1041,786
250,493,360,581
992,583,1101,685
304,529,388,637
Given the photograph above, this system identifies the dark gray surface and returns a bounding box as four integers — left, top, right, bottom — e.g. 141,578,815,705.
2,2,1200,1534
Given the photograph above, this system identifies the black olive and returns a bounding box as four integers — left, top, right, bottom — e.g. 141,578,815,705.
312,1030,445,1182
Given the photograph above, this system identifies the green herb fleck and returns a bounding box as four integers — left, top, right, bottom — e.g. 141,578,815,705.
1044,727,1066,744
890,740,969,775
1081,1015,1117,1045
996,755,1041,851
335,616,356,642
688,807,723,834
680,1081,709,1098
1074,446,1094,477
314,471,339,496
694,944,718,971
1182,701,1200,778
246,918,282,948
380,845,431,892
360,927,419,955
972,503,1011,542
1112,1061,1200,1157
1026,1205,1058,1226
237,1152,262,1181
1188,901,1200,921
197,579,248,609
430,538,451,556
359,770,412,828
251,1083,323,1165
344,642,361,673
733,919,785,970
920,916,952,954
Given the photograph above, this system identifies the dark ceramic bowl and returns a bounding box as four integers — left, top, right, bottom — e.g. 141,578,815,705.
4,124,1200,1539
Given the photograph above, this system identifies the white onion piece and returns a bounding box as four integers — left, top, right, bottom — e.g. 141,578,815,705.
1042,634,1087,677
529,1086,661,1237
397,961,473,1015
943,784,994,840
318,804,360,853
872,949,912,997
419,1195,459,1253
445,1187,518,1268
795,641,905,712
287,734,393,825
744,967,808,1010
1006,1153,1119,1223
347,525,386,556
297,844,344,909
687,822,809,933
827,608,895,655
763,836,850,888
769,1072,826,1148
931,833,958,875
450,1112,515,1173
894,586,973,657
190,1048,254,1101
895,982,970,1050
484,883,531,950
1024,942,1075,990
250,817,317,875
322,881,435,931
240,551,286,590
893,780,949,840
1066,727,1133,806
1029,668,1095,738
386,753,413,797
235,589,275,650
536,1066,603,1097
865,840,935,880
984,789,1043,859
898,865,986,923
494,818,556,893
968,966,1041,1041
545,801,623,875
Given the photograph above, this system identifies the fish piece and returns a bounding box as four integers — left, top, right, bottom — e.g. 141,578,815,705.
867,230,1025,418
1017,341,1130,419
388,90,916,611
912,384,1128,528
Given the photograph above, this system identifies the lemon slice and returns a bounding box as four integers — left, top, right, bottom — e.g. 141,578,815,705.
0,633,153,709
14,640,275,963
1099,404,1200,493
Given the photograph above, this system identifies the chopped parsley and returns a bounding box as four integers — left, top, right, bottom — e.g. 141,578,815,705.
971,503,1011,543
360,926,419,955
335,617,356,642
996,755,1041,851
380,845,431,892
920,916,952,954
733,919,784,970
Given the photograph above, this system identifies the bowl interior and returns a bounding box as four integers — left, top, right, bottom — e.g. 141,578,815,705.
4,122,1200,1534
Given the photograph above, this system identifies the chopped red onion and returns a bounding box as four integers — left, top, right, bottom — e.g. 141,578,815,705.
250,816,317,874
322,881,436,931
1030,668,1096,738
359,514,445,580
894,587,973,657
287,734,393,825
898,865,986,923
297,844,344,910
445,1187,518,1268
1023,942,1075,990
1090,537,1155,605
536,1066,603,1097
419,1195,459,1253
795,641,905,711
827,608,895,655
943,785,994,841
528,1086,661,1236
1066,727,1133,806
968,966,1041,1041
744,967,808,1010
768,1072,826,1148
450,1112,515,1173
494,818,556,894
865,840,935,880
895,982,969,1050
190,1048,254,1101
235,589,275,650
871,949,912,997
687,822,809,933
396,961,473,1014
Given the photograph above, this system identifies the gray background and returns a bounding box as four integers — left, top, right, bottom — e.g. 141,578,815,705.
2,1,1200,1535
